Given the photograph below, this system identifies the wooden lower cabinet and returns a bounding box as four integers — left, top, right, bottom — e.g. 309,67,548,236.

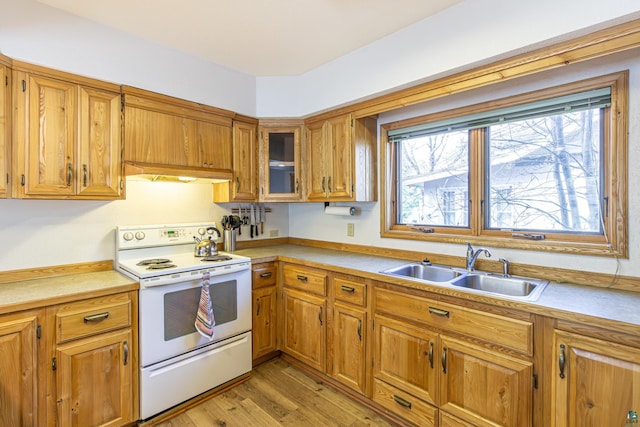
551,329,640,427
0,310,41,427
332,303,367,394
372,285,534,427
52,292,136,427
440,335,533,427
252,285,277,360
373,315,437,406
252,262,278,362
56,329,133,427
282,288,326,371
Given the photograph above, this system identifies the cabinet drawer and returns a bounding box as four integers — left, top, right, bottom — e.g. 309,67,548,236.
252,262,277,288
283,264,327,296
372,378,437,427
56,293,132,343
375,287,533,355
333,276,366,307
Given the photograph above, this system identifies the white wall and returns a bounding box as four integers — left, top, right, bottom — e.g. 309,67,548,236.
289,49,640,279
0,0,256,115
0,179,289,271
257,0,640,117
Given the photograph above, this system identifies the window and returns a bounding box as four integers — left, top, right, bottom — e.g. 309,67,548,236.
382,73,628,257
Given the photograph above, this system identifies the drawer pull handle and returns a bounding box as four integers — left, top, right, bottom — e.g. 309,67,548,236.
260,272,273,278
123,340,129,366
428,341,434,369
559,344,566,379
428,307,450,318
441,348,448,374
340,285,355,293
83,312,110,323
296,275,308,282
393,395,412,409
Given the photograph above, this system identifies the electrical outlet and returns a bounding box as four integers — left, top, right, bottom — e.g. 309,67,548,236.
347,223,354,237
269,229,279,237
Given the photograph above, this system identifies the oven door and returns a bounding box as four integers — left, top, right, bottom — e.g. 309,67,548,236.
139,267,251,367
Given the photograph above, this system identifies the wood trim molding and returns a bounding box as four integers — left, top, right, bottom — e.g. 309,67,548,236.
12,60,120,93
0,260,114,284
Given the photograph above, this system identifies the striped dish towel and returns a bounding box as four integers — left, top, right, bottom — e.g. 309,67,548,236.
194,272,215,339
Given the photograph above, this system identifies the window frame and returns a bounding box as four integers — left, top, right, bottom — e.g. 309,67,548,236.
380,72,628,257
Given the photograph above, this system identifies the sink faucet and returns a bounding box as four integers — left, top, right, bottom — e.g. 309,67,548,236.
466,242,491,271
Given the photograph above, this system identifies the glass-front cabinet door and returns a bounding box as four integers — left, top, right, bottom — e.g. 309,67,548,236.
259,125,302,201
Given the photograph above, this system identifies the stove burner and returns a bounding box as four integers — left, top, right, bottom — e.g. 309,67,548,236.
146,263,177,270
137,258,172,266
201,255,233,262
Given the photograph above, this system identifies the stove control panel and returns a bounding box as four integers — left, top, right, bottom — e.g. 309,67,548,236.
116,223,218,250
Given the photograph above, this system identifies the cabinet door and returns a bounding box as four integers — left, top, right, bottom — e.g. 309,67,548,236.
56,329,134,427
373,315,437,405
123,106,191,166
325,113,353,199
282,288,326,372
231,121,258,201
0,312,39,427
552,330,640,427
0,64,9,198
252,285,277,360
24,74,77,196
77,86,121,198
332,303,366,394
439,335,533,427
198,120,232,170
260,127,302,201
305,120,328,201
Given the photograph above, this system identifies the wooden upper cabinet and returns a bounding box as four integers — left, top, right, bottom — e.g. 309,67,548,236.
326,114,353,199
230,119,258,201
306,119,329,201
77,86,121,198
305,113,377,202
0,60,10,198
122,86,234,178
12,62,122,200
197,120,232,170
259,123,303,201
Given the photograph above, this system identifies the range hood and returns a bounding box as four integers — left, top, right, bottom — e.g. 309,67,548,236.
124,162,232,183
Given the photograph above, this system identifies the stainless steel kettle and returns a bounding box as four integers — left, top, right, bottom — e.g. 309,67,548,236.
193,227,221,257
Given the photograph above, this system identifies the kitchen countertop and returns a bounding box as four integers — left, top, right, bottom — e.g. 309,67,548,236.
1,244,638,334
234,244,640,333
0,270,137,315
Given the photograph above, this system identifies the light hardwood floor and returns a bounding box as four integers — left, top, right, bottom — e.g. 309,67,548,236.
150,358,397,426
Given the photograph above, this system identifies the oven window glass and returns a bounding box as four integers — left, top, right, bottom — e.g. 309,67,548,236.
163,280,238,341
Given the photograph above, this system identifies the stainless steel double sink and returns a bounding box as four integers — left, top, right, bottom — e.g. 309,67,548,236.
381,262,548,301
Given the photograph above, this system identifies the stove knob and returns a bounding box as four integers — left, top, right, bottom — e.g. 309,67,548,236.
135,231,146,240
197,227,206,236
123,232,134,241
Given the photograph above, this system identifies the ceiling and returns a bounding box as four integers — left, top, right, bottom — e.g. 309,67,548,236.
37,0,462,76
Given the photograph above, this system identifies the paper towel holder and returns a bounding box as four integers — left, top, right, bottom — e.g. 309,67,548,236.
324,202,356,216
